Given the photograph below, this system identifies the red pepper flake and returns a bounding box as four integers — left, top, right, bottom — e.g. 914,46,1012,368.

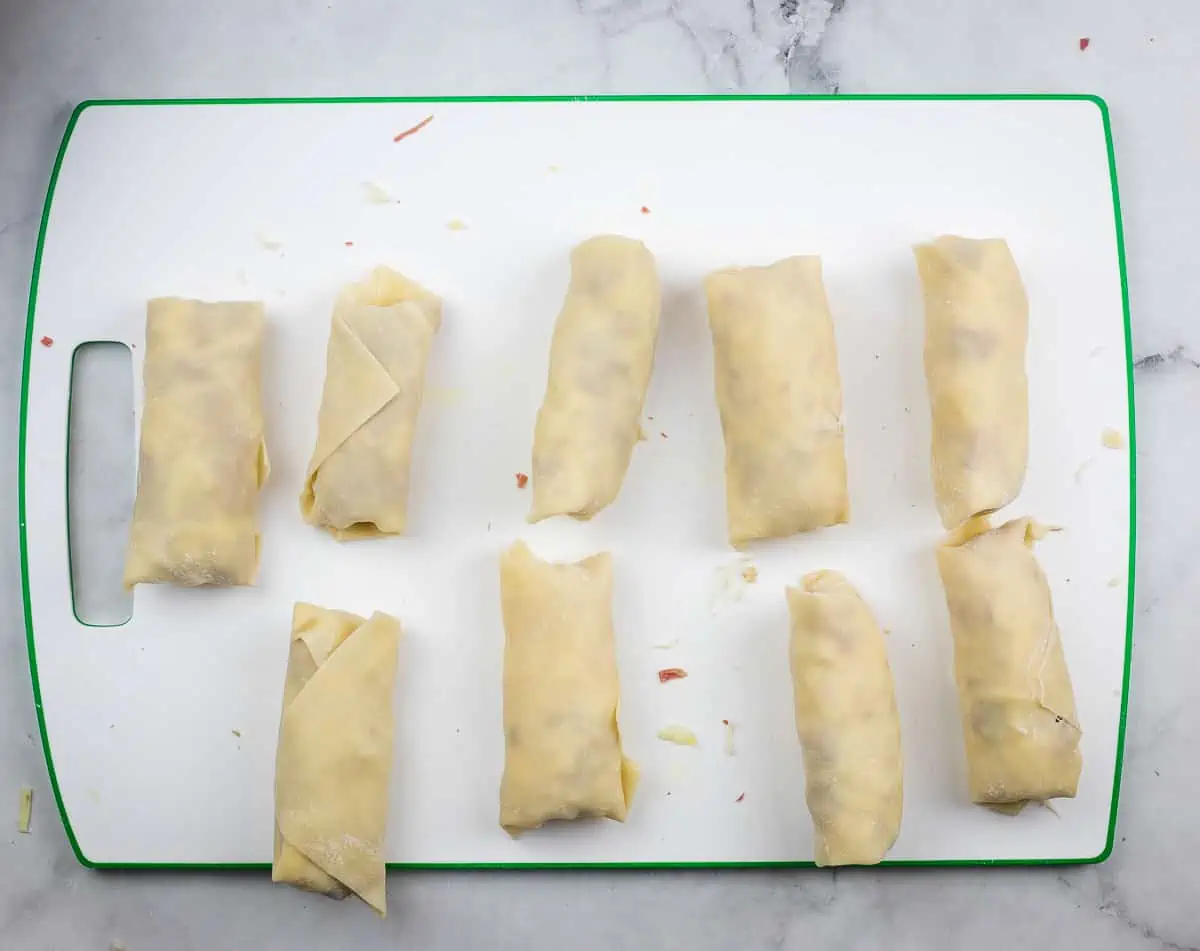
515,472,529,489
657,667,688,683
393,115,434,143
721,718,729,726
344,240,354,247
1079,37,1090,51
735,792,745,803
39,335,54,348
640,206,651,215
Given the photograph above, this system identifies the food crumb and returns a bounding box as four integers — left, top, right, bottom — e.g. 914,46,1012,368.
1107,574,1123,588
1079,37,1090,51
741,564,758,584
255,232,283,251
652,638,680,651
17,786,32,833
1073,457,1095,483
393,114,434,143
1101,427,1126,450
515,472,529,489
723,720,736,756
344,241,354,247
447,218,468,232
735,792,745,803
659,431,668,439
39,335,54,348
657,667,688,684
548,165,561,173
361,181,396,204
231,729,242,738
640,206,651,215
657,725,698,747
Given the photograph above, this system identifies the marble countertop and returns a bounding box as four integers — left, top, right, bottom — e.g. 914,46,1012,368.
2,1,1197,948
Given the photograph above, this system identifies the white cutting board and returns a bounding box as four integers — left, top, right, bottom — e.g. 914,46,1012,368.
21,97,1133,868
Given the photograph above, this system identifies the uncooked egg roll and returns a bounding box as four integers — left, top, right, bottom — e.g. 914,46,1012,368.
916,236,1029,529
936,517,1082,809
301,266,442,539
706,256,850,545
123,297,268,587
498,541,638,833
787,571,903,866
528,235,661,522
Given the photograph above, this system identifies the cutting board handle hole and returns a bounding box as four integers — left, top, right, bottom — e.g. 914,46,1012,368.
67,342,134,627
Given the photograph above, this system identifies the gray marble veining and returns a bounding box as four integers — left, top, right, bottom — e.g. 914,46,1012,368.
3,1,1199,948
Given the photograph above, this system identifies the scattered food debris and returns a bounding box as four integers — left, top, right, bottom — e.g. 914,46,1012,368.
1079,37,1090,51
39,335,53,348
1107,574,1124,588
657,725,698,747
710,558,757,612
723,720,736,756
17,786,32,833
361,181,395,204
659,432,668,439
344,241,355,247
640,206,651,215
515,472,529,489
657,667,688,684
1101,427,1126,450
255,232,283,251
446,219,468,231
393,114,434,143
1073,457,1095,483
231,729,242,738
735,792,745,803
548,165,561,173
647,415,655,421
652,638,680,651
741,564,758,584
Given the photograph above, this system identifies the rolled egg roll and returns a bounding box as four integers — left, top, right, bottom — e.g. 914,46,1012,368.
528,235,661,523
706,256,850,546
787,571,903,866
936,517,1082,809
915,236,1029,529
273,603,401,916
301,266,442,539
499,541,638,833
123,298,268,588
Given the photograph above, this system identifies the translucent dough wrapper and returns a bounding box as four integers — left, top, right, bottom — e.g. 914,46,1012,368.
706,256,850,546
498,541,638,833
936,517,1082,809
528,236,661,522
301,267,442,539
273,603,401,916
123,298,268,588
916,236,1029,530
787,571,903,866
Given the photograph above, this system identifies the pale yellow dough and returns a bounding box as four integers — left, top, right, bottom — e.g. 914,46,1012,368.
787,571,903,866
936,517,1082,809
301,267,442,539
916,236,1029,530
123,298,268,588
498,541,638,833
528,235,661,523
706,256,849,546
273,603,401,915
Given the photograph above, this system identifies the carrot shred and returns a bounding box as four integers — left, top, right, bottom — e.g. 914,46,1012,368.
393,115,434,143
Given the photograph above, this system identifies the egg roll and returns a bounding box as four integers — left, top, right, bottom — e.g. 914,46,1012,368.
528,235,661,523
123,298,268,588
273,603,401,915
706,256,849,546
301,267,442,539
936,517,1082,809
499,541,638,834
787,571,903,866
915,236,1029,529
